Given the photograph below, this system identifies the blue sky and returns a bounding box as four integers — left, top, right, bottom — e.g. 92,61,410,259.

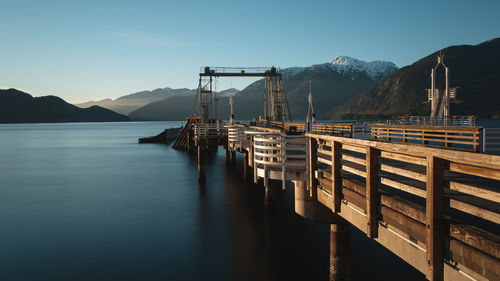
0,0,498,103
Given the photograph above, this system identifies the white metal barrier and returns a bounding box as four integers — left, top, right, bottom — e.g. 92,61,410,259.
246,131,307,189
227,125,251,150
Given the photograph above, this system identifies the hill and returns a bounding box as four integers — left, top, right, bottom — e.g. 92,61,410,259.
332,38,500,119
0,89,129,123
129,57,397,121
75,87,198,115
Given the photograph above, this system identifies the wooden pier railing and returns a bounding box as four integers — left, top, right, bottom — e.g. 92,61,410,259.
306,132,500,281
268,121,354,137
371,125,483,152
183,119,499,280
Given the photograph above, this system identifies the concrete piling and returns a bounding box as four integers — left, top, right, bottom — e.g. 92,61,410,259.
329,219,351,281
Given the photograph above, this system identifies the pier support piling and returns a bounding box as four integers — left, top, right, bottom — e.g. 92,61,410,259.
330,219,351,281
294,180,339,223
264,176,271,209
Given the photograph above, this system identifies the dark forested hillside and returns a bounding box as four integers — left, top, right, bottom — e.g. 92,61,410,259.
0,89,129,123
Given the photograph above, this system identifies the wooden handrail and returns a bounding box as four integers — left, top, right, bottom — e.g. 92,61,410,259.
307,132,500,280
371,124,482,152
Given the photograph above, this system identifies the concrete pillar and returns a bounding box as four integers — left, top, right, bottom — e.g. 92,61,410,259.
293,180,339,223
264,176,271,209
330,219,351,281
197,145,205,183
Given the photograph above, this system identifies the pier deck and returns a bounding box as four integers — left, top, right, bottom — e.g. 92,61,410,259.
176,120,499,281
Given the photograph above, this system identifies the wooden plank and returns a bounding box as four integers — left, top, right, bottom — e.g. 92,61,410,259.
381,206,426,243
342,165,366,178
450,199,500,224
380,177,426,198
370,124,483,132
317,148,331,156
380,163,427,182
380,151,427,166
318,176,332,193
450,223,500,260
342,144,366,154
318,167,332,180
343,187,366,213
380,193,426,224
449,181,500,203
332,141,342,212
342,154,366,166
317,156,332,165
449,162,500,181
450,239,500,281
426,156,445,281
366,147,380,238
342,177,365,195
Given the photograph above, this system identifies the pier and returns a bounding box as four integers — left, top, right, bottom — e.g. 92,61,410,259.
172,66,499,281
172,120,499,281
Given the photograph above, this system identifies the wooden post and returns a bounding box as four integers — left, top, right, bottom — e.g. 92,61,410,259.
309,137,317,197
426,156,444,281
330,219,351,281
331,141,342,213
473,131,479,152
366,146,380,238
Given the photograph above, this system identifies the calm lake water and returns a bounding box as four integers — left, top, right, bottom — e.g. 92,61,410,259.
0,121,430,281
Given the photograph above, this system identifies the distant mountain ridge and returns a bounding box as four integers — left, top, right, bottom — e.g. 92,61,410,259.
0,89,129,123
76,87,240,115
75,87,197,115
332,38,500,119
129,57,397,120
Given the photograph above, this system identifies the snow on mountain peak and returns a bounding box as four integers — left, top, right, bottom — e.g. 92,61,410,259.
328,56,358,65
327,56,398,80
282,56,398,81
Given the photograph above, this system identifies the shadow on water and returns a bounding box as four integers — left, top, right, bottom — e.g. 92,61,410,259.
195,150,426,281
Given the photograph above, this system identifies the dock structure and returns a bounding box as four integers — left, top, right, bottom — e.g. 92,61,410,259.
174,120,500,281
170,65,499,281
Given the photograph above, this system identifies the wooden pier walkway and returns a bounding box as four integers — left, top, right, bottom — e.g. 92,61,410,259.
175,121,499,281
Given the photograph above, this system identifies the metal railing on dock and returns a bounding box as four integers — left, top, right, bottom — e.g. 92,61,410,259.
246,131,307,189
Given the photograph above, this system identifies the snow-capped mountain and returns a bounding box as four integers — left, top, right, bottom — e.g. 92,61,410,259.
282,56,398,81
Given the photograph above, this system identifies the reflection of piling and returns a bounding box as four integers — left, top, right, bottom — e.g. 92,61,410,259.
225,147,230,163
198,145,205,183
330,219,351,281
243,151,249,180
230,150,236,163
